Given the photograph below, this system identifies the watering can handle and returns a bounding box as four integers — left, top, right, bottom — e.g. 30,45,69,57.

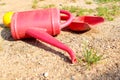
60,10,73,29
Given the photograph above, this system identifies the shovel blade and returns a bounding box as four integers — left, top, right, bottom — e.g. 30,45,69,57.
69,22,90,31
61,15,104,31
77,16,104,25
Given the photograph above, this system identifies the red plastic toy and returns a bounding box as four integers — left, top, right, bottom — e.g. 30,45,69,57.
61,15,104,31
3,8,104,63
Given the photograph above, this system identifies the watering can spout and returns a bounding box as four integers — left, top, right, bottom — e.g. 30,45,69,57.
26,28,76,63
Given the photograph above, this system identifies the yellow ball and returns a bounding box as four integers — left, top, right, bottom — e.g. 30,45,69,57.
3,12,14,27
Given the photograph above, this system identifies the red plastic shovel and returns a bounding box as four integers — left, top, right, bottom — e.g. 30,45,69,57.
61,16,104,31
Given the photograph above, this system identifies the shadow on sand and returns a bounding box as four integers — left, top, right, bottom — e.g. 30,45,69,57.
0,24,71,63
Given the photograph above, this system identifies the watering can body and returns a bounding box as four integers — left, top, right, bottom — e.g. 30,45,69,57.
11,8,72,39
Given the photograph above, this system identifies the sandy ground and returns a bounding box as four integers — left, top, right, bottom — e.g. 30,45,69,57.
0,0,120,80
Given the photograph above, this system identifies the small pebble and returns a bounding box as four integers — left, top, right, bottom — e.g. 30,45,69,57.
43,72,48,77
70,76,75,80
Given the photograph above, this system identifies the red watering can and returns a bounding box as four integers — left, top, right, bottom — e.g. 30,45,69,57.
3,8,76,63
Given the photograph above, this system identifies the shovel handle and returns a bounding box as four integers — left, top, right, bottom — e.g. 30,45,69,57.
60,10,73,29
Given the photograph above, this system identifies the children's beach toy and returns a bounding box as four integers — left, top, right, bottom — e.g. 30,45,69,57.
61,15,104,31
3,8,76,63
3,8,104,64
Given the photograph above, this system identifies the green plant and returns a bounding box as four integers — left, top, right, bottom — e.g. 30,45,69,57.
96,7,113,21
94,0,120,3
41,4,55,9
71,0,77,2
62,6,78,13
96,4,120,21
77,42,103,67
85,1,92,4
0,3,6,6
76,8,93,16
32,0,38,9
62,6,93,16
83,48,102,66
62,3,120,21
